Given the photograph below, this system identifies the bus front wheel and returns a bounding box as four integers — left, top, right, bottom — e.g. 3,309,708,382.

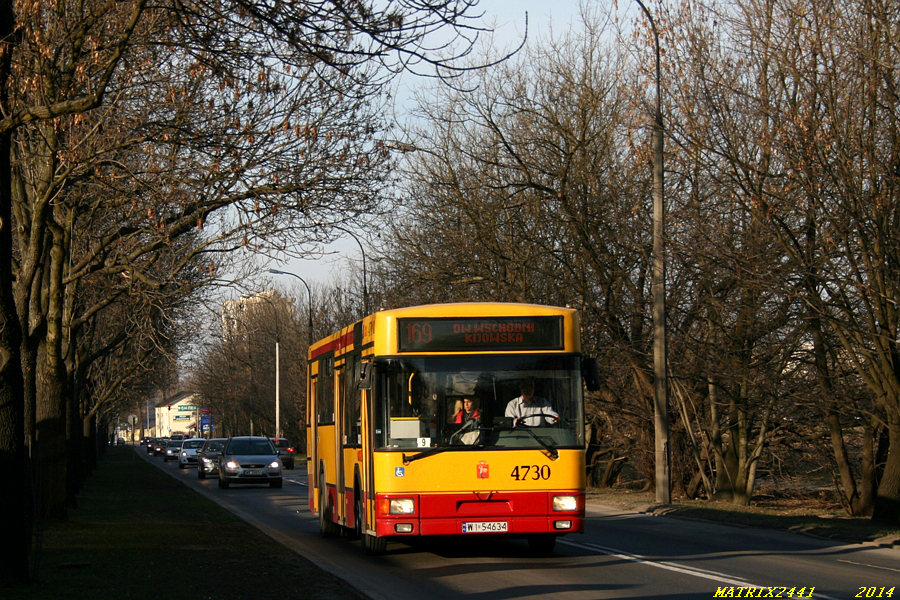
362,529,387,555
357,493,386,555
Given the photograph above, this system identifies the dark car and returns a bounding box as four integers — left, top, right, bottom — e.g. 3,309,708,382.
146,438,158,454
151,438,168,456
217,436,282,489
197,438,227,479
163,439,183,462
270,438,295,470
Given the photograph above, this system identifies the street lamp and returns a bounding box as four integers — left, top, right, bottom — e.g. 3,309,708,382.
268,269,315,439
331,225,368,315
267,270,314,347
635,0,671,505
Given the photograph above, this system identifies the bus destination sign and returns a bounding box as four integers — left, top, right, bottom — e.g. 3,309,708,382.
397,316,564,352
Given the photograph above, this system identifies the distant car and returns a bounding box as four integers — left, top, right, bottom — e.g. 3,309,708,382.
171,434,185,441
197,438,227,479
217,436,282,489
178,438,206,469
116,437,126,446
270,438,295,470
140,436,151,446
151,438,167,456
164,439,183,462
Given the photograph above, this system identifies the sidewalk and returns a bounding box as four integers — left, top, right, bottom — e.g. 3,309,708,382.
8,445,369,600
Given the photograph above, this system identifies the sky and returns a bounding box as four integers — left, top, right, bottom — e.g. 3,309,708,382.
265,2,584,293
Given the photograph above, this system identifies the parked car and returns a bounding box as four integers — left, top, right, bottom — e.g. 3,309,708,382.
197,438,227,479
217,436,282,489
270,438,295,470
151,438,167,456
163,439,183,461
178,438,206,469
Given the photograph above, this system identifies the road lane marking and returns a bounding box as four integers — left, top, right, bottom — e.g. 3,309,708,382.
837,559,900,574
558,539,841,600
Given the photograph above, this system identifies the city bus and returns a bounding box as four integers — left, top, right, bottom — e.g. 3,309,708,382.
306,303,599,554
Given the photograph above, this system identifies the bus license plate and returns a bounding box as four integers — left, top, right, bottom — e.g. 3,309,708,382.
462,521,508,533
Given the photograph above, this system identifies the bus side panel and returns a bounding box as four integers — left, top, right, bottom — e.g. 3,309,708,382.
342,446,361,528
318,424,338,519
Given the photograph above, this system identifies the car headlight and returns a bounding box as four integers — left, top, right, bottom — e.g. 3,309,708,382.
268,461,281,469
181,451,187,457
201,457,212,464
224,460,239,469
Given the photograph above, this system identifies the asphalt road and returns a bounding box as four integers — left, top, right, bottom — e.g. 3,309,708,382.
140,448,899,600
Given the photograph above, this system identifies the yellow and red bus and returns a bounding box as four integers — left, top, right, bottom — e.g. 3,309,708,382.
306,303,598,554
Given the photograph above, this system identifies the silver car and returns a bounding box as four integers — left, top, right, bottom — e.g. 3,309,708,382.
163,439,183,462
217,436,282,489
197,438,227,479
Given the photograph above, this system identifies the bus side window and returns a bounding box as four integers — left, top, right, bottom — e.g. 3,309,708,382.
318,357,335,424
344,355,362,445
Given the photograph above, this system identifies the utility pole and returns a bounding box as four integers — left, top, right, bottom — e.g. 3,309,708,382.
635,0,671,504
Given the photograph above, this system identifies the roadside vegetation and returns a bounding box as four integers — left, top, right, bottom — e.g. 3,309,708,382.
3,0,900,588
8,446,367,600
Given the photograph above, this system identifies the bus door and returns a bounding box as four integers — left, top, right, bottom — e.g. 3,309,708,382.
335,361,346,525
341,352,363,530
307,374,318,513
355,357,376,536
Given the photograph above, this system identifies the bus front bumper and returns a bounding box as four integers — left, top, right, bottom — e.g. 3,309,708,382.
374,491,585,537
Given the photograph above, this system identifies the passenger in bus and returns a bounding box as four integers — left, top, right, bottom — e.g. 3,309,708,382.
453,397,481,425
505,380,558,427
450,399,463,420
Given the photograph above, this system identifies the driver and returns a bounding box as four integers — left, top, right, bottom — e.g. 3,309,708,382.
505,379,558,427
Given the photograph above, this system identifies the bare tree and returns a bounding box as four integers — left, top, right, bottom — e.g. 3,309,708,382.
0,0,513,582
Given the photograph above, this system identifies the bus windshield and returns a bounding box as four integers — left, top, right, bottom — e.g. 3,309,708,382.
373,355,584,451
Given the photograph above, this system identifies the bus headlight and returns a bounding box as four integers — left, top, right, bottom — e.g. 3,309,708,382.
382,498,415,515
552,495,578,512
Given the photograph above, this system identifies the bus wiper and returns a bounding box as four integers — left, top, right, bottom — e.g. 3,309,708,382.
515,424,559,460
402,445,450,465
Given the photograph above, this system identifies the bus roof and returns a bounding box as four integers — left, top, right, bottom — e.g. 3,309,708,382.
309,302,581,360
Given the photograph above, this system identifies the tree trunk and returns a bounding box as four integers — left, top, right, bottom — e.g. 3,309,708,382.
0,107,34,584
871,418,900,526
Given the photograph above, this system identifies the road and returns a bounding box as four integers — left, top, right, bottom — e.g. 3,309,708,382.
140,448,898,600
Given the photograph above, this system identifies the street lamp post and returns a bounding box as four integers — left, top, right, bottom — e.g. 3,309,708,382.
268,269,315,439
331,225,368,315
267,269,314,347
635,0,671,505
275,333,280,437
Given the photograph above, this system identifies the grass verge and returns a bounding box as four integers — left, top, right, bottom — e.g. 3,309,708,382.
588,489,900,547
7,446,367,600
